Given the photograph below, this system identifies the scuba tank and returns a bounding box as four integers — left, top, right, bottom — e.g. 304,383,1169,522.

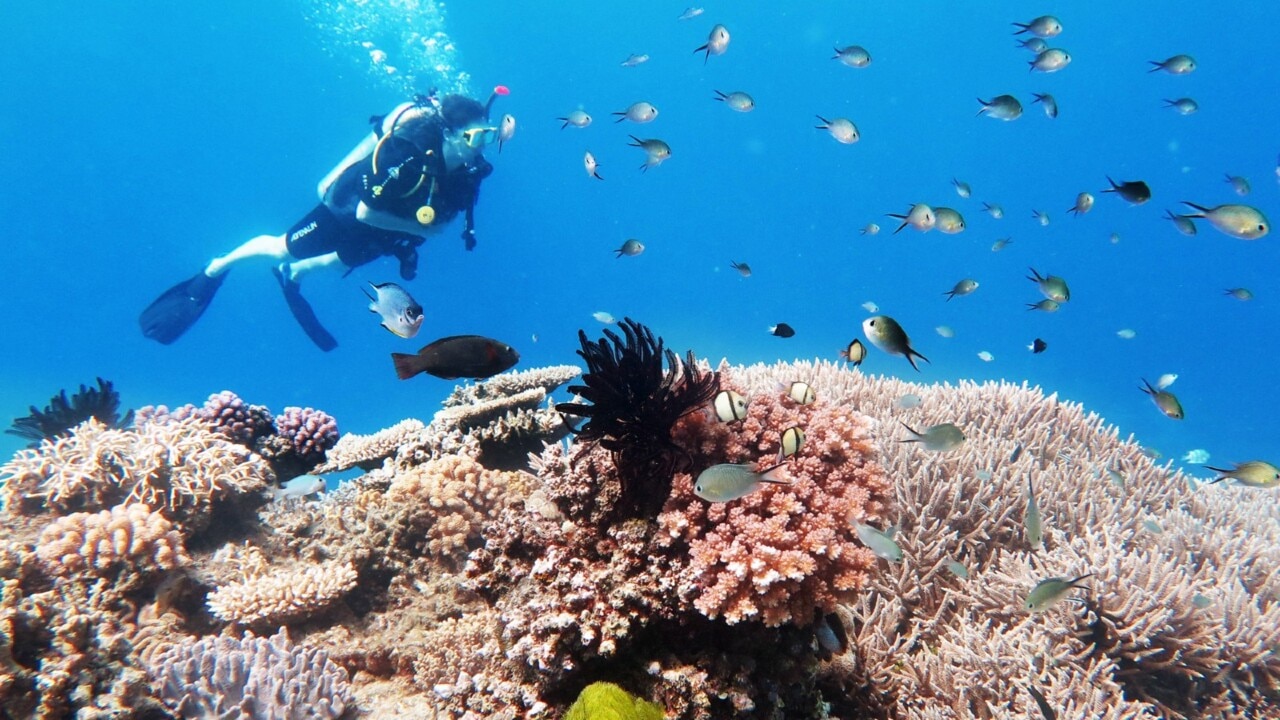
316,98,441,204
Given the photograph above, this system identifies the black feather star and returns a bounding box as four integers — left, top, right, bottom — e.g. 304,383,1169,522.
7,377,134,446
556,318,719,519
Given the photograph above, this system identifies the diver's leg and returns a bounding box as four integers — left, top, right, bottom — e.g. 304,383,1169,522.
279,252,344,283
204,234,288,277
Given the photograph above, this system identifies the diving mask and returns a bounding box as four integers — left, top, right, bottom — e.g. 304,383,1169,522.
460,125,499,149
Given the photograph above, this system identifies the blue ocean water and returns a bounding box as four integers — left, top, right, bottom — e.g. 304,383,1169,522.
1,2,1276,474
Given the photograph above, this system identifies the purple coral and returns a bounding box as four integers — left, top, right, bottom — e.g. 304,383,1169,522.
275,406,339,464
148,628,353,719
198,391,275,446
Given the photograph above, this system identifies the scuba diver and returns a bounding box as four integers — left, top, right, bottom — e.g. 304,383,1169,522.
139,87,508,351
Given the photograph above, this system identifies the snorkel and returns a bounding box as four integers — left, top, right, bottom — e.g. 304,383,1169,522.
485,85,510,120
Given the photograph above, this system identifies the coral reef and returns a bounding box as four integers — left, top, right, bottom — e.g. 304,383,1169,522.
7,377,134,446
0,417,271,527
564,681,664,720
206,559,359,628
147,627,353,719
36,503,190,580
1,361,1276,719
556,319,720,519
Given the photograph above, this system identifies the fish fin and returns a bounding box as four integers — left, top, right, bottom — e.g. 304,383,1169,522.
557,118,568,130
906,349,929,371
1181,200,1209,215
897,421,922,441
612,113,626,123
391,352,422,380
757,462,790,484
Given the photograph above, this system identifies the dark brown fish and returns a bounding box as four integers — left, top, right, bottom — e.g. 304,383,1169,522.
392,335,519,380
1103,176,1151,205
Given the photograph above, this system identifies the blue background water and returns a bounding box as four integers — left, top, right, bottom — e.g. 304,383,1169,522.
2,2,1276,475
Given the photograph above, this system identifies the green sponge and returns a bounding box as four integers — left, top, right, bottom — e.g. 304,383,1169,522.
564,682,665,720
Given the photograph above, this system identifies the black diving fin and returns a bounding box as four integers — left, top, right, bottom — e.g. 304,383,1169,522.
139,271,227,345
272,267,338,352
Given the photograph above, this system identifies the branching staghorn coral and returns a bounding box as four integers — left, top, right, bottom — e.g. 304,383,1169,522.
723,360,1280,718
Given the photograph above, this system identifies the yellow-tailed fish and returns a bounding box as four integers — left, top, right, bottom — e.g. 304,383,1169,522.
1025,574,1092,612
694,462,788,503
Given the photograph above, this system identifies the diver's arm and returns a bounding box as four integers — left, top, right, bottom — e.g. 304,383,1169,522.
356,201,432,237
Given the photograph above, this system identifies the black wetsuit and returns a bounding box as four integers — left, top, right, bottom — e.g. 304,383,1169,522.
284,122,492,279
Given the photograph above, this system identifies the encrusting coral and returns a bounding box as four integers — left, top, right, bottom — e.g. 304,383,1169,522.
1,359,1276,719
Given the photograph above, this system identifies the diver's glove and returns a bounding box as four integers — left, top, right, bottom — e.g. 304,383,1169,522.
399,248,419,280
462,229,476,251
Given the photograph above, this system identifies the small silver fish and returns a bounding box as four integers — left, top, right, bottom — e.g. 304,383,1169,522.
1026,477,1043,550
1025,574,1091,612
363,282,424,338
677,7,704,21
1224,174,1251,196
853,521,903,562
832,45,872,68
943,278,979,301
1149,54,1196,75
983,202,1005,219
887,203,936,234
1026,299,1060,313
933,207,966,234
694,23,730,63
584,150,603,180
1180,202,1269,240
1029,48,1071,73
899,422,965,452
816,115,860,144
1068,192,1094,216
557,109,592,129
497,113,516,153
1012,15,1063,38
612,101,659,124
977,94,1023,120
1164,210,1197,236
1224,287,1254,301
1027,267,1070,302
712,390,748,422
713,90,755,112
1017,37,1049,54
860,223,880,236
614,239,644,257
952,178,972,198
992,237,1013,251
270,474,326,502
628,135,672,171
620,53,650,67
694,462,788,503
1163,97,1199,115
1032,209,1050,226
895,393,922,409
730,260,751,277
1032,92,1058,119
